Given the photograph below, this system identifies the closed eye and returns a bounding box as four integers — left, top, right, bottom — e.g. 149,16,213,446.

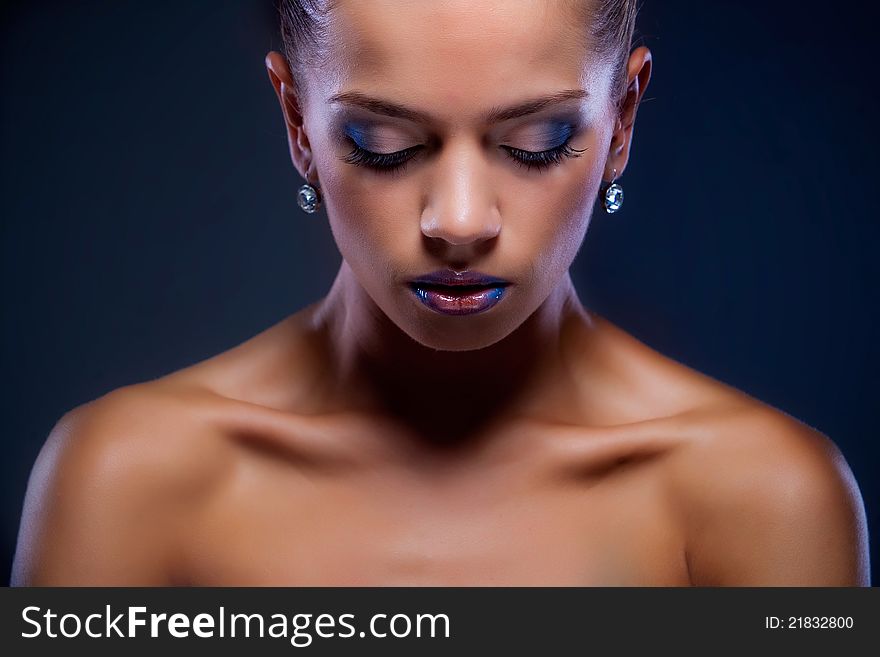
341,138,587,175
341,141,424,174
501,139,588,172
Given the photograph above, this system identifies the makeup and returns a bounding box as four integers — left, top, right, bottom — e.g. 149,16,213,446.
409,269,511,316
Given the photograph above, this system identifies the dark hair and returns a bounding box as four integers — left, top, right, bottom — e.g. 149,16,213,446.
277,0,640,110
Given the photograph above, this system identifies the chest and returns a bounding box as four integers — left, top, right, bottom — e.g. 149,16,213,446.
174,448,690,586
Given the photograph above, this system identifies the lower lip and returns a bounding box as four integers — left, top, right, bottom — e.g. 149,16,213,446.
409,283,509,315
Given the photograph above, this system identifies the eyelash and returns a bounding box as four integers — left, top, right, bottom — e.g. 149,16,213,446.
342,137,587,174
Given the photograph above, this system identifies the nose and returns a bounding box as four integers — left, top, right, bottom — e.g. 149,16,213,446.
420,139,502,250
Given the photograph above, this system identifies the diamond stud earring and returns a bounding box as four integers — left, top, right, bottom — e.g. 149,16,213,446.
603,168,624,214
297,182,321,214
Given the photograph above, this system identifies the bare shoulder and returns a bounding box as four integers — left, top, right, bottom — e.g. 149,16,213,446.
11,380,234,585
665,400,871,586
583,315,869,585
12,308,328,585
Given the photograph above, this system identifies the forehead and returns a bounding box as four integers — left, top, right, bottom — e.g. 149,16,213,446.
314,0,607,124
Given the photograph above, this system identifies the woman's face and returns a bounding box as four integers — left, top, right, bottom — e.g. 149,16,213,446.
271,0,642,351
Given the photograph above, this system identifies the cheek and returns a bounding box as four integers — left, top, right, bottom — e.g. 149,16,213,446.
504,160,602,285
319,165,417,281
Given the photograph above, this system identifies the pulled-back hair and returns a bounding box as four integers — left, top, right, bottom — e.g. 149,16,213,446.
277,0,640,110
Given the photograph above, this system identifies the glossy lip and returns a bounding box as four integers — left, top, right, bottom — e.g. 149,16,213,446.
408,269,511,316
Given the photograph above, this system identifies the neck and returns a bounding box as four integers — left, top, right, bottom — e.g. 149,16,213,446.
310,261,594,445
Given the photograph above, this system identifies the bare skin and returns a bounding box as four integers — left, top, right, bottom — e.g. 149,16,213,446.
10,294,870,586
11,0,870,586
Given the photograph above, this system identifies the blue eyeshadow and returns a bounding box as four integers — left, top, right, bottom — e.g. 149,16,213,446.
343,123,371,149
546,122,574,147
342,120,576,151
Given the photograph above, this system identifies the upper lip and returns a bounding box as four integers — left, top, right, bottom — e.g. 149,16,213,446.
410,268,510,287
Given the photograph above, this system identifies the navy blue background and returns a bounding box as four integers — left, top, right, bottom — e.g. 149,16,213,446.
2,1,877,585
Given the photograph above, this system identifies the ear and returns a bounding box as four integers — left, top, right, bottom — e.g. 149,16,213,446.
265,51,314,183
605,46,652,180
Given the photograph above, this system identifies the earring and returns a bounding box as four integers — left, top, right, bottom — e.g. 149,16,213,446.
297,182,321,214
603,168,624,214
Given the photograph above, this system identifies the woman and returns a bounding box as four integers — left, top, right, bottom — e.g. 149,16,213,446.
11,0,870,586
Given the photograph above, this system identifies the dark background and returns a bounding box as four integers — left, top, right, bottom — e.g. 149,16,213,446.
1,1,877,585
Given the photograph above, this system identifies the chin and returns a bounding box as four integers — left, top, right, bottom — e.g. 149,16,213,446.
392,302,527,352
412,326,516,352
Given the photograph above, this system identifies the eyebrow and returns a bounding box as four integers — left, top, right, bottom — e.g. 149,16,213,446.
327,88,588,124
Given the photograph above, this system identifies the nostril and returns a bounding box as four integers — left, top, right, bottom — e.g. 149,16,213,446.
419,217,502,246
